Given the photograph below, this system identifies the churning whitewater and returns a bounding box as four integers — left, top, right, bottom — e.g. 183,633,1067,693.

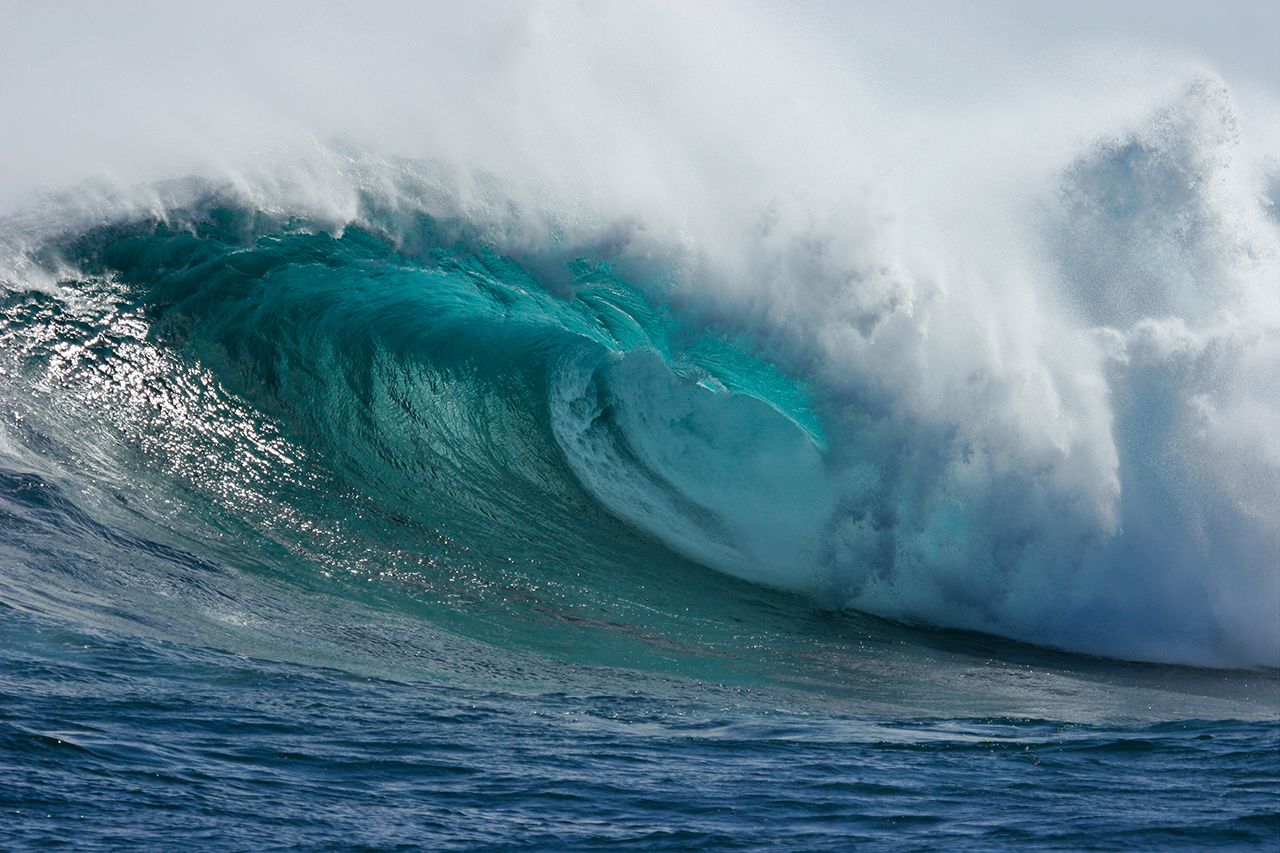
1,2,1278,850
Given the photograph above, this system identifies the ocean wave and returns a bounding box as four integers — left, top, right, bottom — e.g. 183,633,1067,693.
0,1,1276,669
0,81,1275,670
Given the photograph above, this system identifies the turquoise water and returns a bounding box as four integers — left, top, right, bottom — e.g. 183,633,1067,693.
1,198,1277,850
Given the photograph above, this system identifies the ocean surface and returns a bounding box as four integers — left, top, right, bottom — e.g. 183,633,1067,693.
2,3,1279,849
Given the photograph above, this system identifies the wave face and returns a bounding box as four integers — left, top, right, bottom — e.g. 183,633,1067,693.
2,77,1277,670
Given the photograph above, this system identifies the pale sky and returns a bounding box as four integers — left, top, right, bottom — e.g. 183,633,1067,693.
0,1,1275,207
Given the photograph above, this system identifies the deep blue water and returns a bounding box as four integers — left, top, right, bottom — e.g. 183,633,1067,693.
1,199,1277,850
4,601,1278,851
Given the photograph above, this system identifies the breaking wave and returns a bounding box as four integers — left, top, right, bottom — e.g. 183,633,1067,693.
0,5,1276,670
